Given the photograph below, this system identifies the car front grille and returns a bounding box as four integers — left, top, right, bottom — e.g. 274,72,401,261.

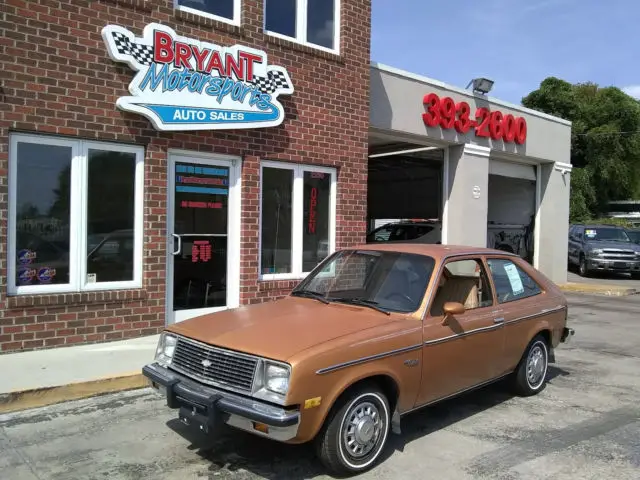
601,249,637,260
170,336,258,392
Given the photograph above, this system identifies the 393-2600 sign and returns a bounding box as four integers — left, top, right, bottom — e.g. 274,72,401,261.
422,93,527,144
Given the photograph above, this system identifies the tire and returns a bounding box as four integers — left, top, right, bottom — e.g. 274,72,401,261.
511,334,549,397
578,254,590,277
315,383,391,476
631,272,640,280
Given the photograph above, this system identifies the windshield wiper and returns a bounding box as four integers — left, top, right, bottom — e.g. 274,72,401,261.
329,297,391,316
291,290,330,304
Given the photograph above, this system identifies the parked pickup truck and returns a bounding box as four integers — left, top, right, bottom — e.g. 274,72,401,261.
568,223,640,278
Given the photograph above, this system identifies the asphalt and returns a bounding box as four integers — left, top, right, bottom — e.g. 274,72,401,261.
1,293,639,479
567,270,640,289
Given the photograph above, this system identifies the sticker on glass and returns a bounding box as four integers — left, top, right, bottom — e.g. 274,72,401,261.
18,267,37,285
17,249,37,265
585,229,596,238
37,267,57,284
503,263,524,295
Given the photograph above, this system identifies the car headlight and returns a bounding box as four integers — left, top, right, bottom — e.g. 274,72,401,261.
589,248,603,255
155,332,177,366
253,360,291,404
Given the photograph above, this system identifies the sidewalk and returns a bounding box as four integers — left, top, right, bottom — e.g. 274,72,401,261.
0,335,158,414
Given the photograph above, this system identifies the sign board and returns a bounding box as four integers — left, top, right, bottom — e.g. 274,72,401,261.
422,92,527,144
101,23,294,131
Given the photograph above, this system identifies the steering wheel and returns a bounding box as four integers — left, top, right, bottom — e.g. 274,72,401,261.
384,292,414,304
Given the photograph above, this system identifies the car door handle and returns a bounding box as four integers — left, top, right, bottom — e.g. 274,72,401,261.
494,317,505,324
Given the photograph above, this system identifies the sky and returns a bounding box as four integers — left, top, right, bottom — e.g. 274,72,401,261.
371,0,640,105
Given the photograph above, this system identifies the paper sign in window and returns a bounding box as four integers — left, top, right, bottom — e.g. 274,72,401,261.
503,263,524,295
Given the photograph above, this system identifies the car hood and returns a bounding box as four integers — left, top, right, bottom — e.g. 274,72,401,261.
166,296,397,362
586,240,639,251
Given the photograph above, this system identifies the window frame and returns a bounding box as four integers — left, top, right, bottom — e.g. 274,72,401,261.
174,0,242,26
263,0,341,54
485,257,543,304
7,133,145,296
258,160,336,281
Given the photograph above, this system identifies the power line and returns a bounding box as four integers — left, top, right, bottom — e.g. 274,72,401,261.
574,130,640,137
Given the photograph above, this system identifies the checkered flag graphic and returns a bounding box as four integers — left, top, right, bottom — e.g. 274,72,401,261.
251,70,292,94
111,31,154,66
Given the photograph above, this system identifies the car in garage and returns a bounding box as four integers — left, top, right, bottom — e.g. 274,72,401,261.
568,223,640,278
366,219,442,244
143,244,574,476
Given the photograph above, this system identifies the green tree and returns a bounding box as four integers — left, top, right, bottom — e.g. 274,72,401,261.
522,77,640,221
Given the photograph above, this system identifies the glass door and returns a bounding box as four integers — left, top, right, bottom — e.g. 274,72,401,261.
167,154,238,323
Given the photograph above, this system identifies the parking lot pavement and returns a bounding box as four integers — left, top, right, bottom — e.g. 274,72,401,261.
567,270,640,289
1,293,639,480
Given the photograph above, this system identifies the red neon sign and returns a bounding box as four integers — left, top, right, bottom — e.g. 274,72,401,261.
192,240,212,263
308,187,318,234
421,93,527,144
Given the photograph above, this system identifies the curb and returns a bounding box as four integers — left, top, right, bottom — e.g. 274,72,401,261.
0,372,149,414
558,282,638,297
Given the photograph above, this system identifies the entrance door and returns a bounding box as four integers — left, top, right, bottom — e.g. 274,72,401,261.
167,153,240,323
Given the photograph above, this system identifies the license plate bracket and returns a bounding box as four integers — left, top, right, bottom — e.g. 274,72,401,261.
614,262,628,268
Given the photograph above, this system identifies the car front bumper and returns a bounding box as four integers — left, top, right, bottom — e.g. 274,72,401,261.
586,257,640,272
561,327,575,343
142,363,300,442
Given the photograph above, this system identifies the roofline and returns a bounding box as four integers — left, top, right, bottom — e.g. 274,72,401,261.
371,62,573,128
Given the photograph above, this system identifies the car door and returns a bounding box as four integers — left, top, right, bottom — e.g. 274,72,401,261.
415,255,505,407
569,226,583,264
567,226,576,264
484,256,550,375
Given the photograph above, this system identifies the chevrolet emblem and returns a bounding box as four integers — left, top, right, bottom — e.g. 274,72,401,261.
201,359,212,368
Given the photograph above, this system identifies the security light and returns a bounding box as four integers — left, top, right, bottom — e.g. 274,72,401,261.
466,77,495,95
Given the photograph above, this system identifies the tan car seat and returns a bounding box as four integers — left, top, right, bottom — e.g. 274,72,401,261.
430,270,480,316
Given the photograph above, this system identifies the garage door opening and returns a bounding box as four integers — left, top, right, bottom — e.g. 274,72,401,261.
367,142,444,244
487,161,537,264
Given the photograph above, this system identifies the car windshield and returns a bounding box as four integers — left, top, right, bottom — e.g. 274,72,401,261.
584,227,630,242
627,230,640,244
292,249,435,313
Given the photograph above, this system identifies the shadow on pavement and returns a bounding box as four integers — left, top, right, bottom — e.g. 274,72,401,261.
165,366,571,479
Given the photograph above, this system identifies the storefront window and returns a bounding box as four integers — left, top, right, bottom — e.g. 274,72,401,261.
260,162,336,279
86,150,136,283
14,143,72,288
8,134,144,295
264,0,339,51
260,166,294,275
175,0,238,23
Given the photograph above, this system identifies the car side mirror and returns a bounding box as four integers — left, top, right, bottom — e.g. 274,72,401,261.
443,301,465,316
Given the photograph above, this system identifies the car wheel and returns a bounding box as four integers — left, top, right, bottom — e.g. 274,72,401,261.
511,335,549,397
315,383,391,476
631,272,640,280
578,255,589,277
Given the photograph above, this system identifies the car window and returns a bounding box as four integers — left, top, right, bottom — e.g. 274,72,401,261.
583,227,630,242
413,225,434,238
388,225,410,241
295,249,436,313
429,258,494,316
628,230,640,244
486,258,542,303
368,225,394,242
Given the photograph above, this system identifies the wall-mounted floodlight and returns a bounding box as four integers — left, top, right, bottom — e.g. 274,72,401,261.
466,77,495,95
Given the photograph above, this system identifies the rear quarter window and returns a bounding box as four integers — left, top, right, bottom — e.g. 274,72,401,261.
487,258,542,303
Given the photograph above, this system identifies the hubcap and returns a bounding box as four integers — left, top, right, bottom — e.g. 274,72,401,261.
526,344,546,387
342,401,382,458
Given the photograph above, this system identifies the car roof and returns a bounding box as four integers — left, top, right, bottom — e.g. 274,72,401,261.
347,243,514,259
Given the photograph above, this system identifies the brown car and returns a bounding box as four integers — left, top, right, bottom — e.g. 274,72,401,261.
143,244,574,476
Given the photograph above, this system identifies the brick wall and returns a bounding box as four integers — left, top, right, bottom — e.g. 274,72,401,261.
0,0,371,352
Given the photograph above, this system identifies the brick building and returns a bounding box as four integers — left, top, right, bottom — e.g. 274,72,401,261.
0,0,371,353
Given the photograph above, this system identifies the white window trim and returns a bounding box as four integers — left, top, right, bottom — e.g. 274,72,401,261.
263,0,341,55
174,0,242,27
259,160,337,281
7,133,145,296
